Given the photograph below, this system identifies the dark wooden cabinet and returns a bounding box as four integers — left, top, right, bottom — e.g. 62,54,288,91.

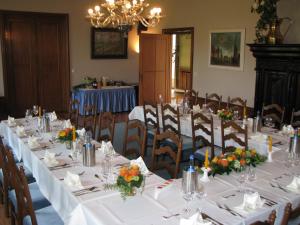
248,44,300,122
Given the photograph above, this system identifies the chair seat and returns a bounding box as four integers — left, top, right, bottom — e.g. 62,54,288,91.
9,182,50,213
194,146,223,161
23,205,64,225
16,163,36,184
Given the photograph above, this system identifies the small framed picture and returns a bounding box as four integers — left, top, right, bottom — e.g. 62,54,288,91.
91,27,128,59
209,29,245,71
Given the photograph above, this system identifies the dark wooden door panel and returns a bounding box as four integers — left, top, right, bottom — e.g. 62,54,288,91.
4,15,37,116
1,11,70,116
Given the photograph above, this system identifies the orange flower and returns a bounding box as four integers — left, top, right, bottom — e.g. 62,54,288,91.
129,168,139,176
124,175,133,182
221,159,228,167
241,151,246,158
217,159,223,166
119,167,128,177
240,159,246,166
231,155,236,160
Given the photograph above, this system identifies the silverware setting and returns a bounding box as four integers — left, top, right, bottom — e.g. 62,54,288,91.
72,186,101,196
94,174,104,182
201,212,222,225
49,163,71,171
269,182,290,193
40,152,62,160
260,196,277,207
216,202,245,218
222,193,236,199
162,213,180,219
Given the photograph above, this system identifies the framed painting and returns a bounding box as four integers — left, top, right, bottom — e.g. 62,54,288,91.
209,29,245,71
91,27,128,59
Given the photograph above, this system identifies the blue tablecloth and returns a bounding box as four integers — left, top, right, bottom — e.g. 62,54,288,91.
72,86,137,114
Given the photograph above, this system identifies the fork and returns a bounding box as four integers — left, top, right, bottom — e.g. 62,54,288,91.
60,171,85,180
162,213,180,219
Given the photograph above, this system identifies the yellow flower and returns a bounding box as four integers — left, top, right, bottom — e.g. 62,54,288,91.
235,148,242,155
59,131,66,137
212,157,218,164
227,156,233,162
250,149,257,156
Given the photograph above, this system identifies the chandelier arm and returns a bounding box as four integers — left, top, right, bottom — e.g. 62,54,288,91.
138,16,150,27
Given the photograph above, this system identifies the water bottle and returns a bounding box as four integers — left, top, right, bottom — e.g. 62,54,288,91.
82,133,95,167
188,154,195,172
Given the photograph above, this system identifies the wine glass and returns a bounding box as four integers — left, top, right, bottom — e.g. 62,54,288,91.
233,110,239,121
247,167,256,182
33,105,39,117
25,109,32,121
195,179,207,216
182,171,195,216
237,168,248,192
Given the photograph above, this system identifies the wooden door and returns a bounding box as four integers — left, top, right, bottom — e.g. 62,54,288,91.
36,15,69,112
2,13,38,115
1,11,70,117
139,34,171,105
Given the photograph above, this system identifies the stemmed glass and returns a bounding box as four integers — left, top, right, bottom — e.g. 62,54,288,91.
33,105,39,117
233,110,239,121
182,171,195,216
237,167,248,192
247,167,256,182
195,179,207,217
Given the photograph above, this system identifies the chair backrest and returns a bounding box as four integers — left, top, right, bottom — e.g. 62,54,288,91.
280,202,300,225
221,120,248,154
184,89,198,106
227,97,247,119
82,104,96,136
68,99,80,128
291,109,300,128
151,131,182,178
191,111,215,158
95,112,115,143
205,93,222,109
250,210,276,225
4,148,36,225
262,103,285,129
123,119,146,158
0,145,11,217
205,101,220,114
161,103,181,138
143,103,160,134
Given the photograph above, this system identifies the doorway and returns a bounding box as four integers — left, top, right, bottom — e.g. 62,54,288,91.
162,27,194,101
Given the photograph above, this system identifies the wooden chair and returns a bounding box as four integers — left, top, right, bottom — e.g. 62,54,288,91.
205,93,222,109
95,112,115,143
191,111,222,160
184,89,199,106
250,210,276,225
68,99,80,128
281,202,300,225
221,120,248,154
9,164,63,225
82,104,96,137
262,103,285,129
151,131,182,179
205,101,220,114
123,119,146,159
291,108,300,128
143,102,160,156
161,103,181,138
0,142,9,216
227,97,247,119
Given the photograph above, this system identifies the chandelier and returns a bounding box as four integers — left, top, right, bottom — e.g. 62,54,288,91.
86,0,162,32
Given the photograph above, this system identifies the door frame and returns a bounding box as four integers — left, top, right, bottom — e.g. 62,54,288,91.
162,27,194,91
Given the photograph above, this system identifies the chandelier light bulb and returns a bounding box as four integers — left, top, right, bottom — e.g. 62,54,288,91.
126,3,131,9
94,5,100,12
132,0,137,5
88,8,94,15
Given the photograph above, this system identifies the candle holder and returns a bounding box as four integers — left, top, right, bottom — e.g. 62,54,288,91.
200,167,210,183
267,151,273,162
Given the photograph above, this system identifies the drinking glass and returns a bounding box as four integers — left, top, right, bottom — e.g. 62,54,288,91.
237,168,248,192
101,155,112,183
33,105,39,117
182,171,195,216
247,167,256,182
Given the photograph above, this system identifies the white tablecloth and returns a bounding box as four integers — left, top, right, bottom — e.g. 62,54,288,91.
1,117,299,225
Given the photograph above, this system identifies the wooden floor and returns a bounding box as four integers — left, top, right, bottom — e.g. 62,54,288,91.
0,203,10,225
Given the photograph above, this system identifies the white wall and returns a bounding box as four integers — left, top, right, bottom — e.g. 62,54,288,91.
0,0,299,107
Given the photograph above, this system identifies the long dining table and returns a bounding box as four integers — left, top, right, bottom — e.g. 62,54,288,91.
0,116,300,225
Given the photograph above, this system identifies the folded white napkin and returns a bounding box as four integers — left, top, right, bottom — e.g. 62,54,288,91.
64,171,83,189
130,156,149,175
63,119,72,129
49,111,57,122
28,136,40,149
282,125,294,135
180,212,212,225
192,105,201,112
8,116,16,126
235,192,265,212
43,151,59,167
16,126,26,137
99,141,115,156
286,176,300,192
76,128,86,137
154,179,174,200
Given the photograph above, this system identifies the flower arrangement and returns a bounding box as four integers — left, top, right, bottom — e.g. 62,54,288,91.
105,165,144,199
210,148,267,176
217,109,233,121
58,127,77,142
251,0,280,43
